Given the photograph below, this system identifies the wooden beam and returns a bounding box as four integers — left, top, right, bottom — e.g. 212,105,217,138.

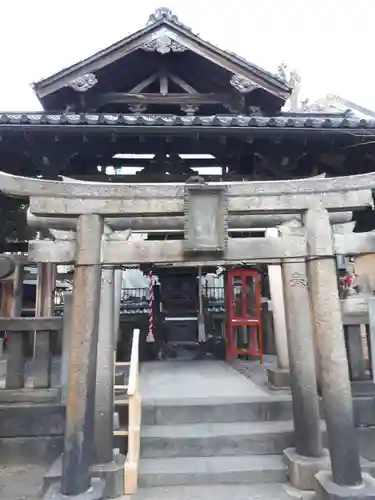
169,73,198,94
95,92,238,106
128,73,158,94
0,316,63,331
94,157,221,168
159,74,169,96
165,29,290,100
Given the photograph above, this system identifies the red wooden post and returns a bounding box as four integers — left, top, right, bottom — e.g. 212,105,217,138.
225,268,262,362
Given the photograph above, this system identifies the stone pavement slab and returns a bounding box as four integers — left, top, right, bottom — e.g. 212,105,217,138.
140,360,275,403
127,483,294,500
0,464,46,500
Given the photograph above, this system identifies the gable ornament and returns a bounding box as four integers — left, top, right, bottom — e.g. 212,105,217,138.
68,73,98,92
146,7,192,31
142,28,187,54
230,74,258,94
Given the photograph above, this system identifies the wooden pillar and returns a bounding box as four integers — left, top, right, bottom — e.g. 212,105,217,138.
5,262,24,389
61,292,72,404
33,262,56,388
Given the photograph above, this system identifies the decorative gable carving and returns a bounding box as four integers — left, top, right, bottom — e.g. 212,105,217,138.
69,73,98,92
146,7,192,31
142,28,187,54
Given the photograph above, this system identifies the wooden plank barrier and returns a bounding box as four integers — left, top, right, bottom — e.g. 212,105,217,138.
0,316,63,391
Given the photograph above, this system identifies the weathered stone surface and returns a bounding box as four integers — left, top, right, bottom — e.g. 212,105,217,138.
305,206,362,487
61,214,103,496
29,189,373,216
0,436,63,466
267,368,290,388
44,477,105,500
280,222,323,459
266,227,289,371
28,231,375,266
345,325,367,381
44,453,125,499
28,237,291,265
91,454,125,498
0,403,64,437
94,266,115,465
1,168,375,199
315,471,375,500
28,210,353,231
284,447,330,491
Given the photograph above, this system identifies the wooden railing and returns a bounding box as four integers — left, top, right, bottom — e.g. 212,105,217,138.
0,316,63,393
124,328,141,494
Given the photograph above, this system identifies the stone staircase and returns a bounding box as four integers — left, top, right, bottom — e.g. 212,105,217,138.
137,396,295,492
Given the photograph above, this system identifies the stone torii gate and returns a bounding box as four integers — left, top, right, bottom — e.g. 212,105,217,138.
2,170,375,500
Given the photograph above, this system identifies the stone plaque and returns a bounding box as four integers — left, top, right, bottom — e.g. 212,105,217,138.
184,184,228,254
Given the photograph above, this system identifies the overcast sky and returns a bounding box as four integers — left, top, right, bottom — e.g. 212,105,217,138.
2,0,374,112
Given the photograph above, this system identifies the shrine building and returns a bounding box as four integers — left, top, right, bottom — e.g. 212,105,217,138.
1,7,373,362
2,7,375,500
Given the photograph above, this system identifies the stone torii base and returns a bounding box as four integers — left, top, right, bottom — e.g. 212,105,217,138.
44,478,105,500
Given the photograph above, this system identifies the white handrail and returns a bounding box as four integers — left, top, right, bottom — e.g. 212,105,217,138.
124,328,141,495
127,328,140,396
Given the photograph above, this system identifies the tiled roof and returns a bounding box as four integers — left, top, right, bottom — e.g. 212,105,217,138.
0,113,374,130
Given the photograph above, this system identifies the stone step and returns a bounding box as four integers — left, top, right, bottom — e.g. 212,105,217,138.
133,482,294,500
140,420,295,458
138,454,287,487
142,396,293,425
142,393,375,428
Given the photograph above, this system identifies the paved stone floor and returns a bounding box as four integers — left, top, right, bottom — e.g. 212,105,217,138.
127,483,295,500
140,359,280,403
0,464,46,500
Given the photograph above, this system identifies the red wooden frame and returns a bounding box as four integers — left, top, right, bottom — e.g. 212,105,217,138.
225,268,262,362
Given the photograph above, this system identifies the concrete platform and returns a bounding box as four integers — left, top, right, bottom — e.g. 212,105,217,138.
140,360,278,403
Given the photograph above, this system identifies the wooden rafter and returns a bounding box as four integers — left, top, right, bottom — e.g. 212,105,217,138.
95,92,240,107
159,73,169,96
169,73,198,94
128,73,158,93
96,157,220,167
